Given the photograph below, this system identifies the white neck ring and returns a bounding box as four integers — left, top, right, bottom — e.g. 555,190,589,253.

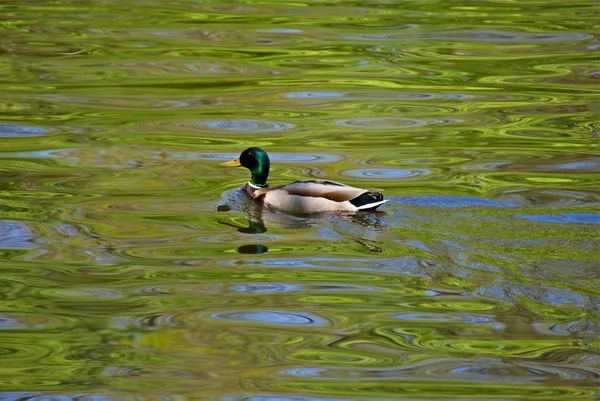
247,182,264,189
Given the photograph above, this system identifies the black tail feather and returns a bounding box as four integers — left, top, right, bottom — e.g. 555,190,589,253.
350,192,385,210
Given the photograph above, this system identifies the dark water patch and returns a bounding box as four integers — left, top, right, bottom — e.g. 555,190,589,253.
236,244,269,254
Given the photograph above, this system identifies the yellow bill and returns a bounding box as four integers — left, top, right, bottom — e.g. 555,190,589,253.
219,158,241,167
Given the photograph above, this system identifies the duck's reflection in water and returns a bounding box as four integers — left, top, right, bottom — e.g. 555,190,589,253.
236,244,269,254
217,186,387,255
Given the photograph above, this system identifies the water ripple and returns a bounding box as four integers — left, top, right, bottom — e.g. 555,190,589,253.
169,152,342,163
0,221,35,249
343,168,430,179
345,30,593,43
514,212,600,225
111,60,280,77
377,325,587,358
0,339,53,362
0,314,77,331
210,311,328,327
197,119,293,132
149,119,293,134
0,123,48,137
335,117,427,128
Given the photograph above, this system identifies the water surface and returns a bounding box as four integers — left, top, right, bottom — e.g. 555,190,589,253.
0,0,598,400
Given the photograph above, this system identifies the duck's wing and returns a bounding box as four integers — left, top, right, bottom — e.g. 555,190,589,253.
280,180,368,202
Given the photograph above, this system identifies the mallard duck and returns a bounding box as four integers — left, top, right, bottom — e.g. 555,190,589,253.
220,147,387,214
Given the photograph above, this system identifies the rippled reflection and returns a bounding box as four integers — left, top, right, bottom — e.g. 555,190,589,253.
0,123,48,137
0,0,598,398
343,168,430,179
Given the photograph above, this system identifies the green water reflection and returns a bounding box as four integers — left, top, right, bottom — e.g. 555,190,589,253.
0,0,598,399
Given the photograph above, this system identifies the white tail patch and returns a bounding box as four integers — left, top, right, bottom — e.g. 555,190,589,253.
356,199,388,210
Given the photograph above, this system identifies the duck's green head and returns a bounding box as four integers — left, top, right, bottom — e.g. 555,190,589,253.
219,147,270,187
